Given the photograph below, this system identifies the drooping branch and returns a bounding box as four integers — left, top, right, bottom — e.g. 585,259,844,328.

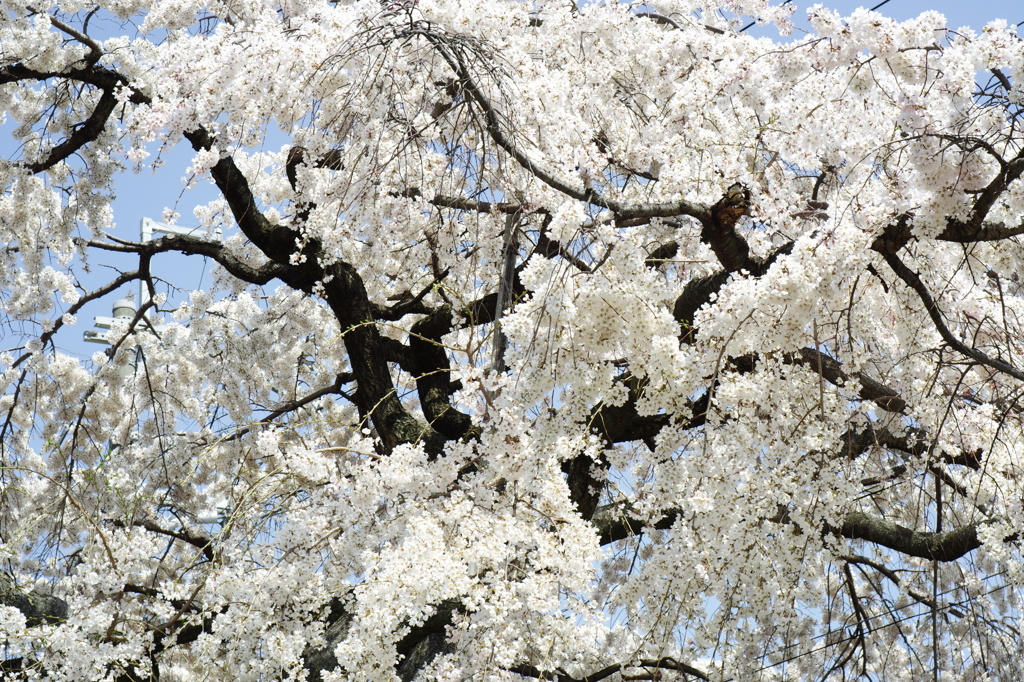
876,248,1024,382
11,268,143,370
418,25,713,225
32,7,103,63
843,554,965,617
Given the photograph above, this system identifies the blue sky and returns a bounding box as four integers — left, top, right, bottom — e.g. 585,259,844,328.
785,0,1021,28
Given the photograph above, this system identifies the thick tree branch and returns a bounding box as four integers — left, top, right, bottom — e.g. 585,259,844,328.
0,62,143,98
674,270,732,343
109,518,216,562
790,347,908,414
398,187,524,214
673,239,793,342
303,595,462,682
594,501,1002,562
592,501,681,546
409,305,477,442
0,574,68,626
285,146,344,191
838,423,982,469
0,57,136,175
183,128,302,267
702,183,752,271
838,512,993,562
953,148,1024,235
22,87,118,173
535,211,593,273
179,127,440,453
303,596,353,682
321,261,446,455
939,220,1024,242
82,234,295,286
373,272,449,321
645,240,679,267
510,657,709,682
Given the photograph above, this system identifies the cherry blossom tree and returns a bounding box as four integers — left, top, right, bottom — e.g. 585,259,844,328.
3,0,1024,679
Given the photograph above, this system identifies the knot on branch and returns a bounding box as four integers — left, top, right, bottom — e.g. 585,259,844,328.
791,199,830,220
870,214,913,254
705,183,751,271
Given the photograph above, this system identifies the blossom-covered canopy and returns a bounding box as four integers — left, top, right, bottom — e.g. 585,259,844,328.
2,0,1024,679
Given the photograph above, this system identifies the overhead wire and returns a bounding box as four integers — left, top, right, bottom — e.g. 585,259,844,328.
740,0,896,33
755,569,1016,672
739,0,791,32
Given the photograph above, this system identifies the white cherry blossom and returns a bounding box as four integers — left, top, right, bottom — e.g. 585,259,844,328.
2,1,1024,680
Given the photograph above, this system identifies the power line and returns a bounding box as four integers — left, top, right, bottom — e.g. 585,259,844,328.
737,0,790,32
740,0,895,33
755,569,1016,673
